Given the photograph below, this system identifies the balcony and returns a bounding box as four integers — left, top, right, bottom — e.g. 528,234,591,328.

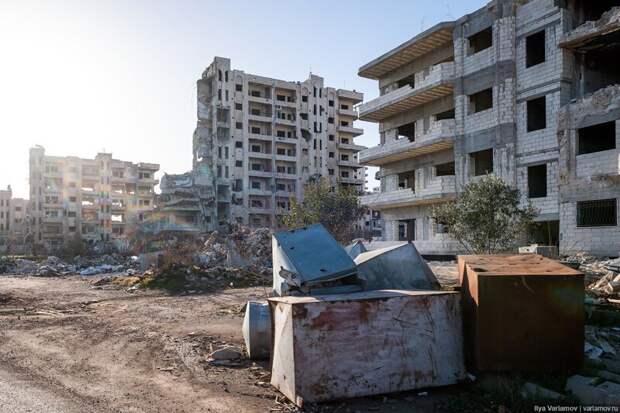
249,151,273,160
274,116,296,127
576,149,620,178
248,94,272,105
339,176,365,185
249,188,273,196
248,169,274,178
336,89,363,103
559,7,620,50
338,142,367,151
337,125,364,136
248,113,273,123
359,119,455,166
338,108,357,118
360,176,456,210
338,159,363,168
358,62,454,122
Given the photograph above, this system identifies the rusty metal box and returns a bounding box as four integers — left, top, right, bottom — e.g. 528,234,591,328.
268,290,465,406
458,254,584,372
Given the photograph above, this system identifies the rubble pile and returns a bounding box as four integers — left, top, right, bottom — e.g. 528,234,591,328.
0,254,139,277
563,252,620,298
198,226,272,269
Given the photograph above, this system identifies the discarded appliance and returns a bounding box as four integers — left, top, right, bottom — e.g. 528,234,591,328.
269,290,466,407
354,242,440,291
242,301,272,360
459,254,584,372
344,239,367,259
518,244,558,259
271,224,362,296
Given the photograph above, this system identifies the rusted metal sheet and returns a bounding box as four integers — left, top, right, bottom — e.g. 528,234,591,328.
269,290,465,406
459,254,584,372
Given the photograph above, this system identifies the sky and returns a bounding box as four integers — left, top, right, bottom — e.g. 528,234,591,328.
0,0,486,199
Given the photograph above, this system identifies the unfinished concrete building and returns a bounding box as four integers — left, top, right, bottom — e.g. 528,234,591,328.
29,146,159,251
187,57,365,229
0,186,12,250
358,0,620,256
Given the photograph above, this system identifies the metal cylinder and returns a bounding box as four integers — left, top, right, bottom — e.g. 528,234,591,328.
242,300,272,360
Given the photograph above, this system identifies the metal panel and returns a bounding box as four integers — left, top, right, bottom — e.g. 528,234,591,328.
458,254,584,372
269,290,465,406
344,239,367,259
354,243,440,291
272,224,357,295
242,301,272,360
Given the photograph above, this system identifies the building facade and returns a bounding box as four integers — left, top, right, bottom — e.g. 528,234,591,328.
187,57,366,230
358,0,620,256
29,146,159,251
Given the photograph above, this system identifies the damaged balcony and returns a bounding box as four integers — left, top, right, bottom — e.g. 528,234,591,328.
360,175,456,210
337,123,364,137
359,119,455,166
560,6,620,50
357,62,455,122
336,89,363,103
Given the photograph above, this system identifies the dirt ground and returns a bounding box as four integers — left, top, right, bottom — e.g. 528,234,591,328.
0,264,476,413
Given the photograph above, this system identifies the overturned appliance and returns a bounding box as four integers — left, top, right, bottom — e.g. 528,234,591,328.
272,224,362,296
355,243,440,291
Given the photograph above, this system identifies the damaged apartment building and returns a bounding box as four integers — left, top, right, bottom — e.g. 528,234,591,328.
158,57,365,231
358,0,620,256
29,146,159,251
0,186,29,253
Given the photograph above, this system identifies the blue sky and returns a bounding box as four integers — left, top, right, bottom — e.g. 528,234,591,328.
0,0,486,198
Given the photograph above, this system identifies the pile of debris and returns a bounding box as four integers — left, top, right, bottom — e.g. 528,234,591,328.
198,225,272,269
0,254,139,277
563,252,620,298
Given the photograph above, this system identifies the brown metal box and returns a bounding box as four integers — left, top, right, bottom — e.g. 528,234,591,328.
459,254,584,372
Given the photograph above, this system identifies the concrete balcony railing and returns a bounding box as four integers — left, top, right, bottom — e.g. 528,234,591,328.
248,113,272,123
249,188,273,196
576,149,620,178
338,159,363,168
358,119,456,166
338,108,357,118
337,89,363,103
249,151,273,160
274,117,296,127
339,176,365,185
360,175,456,210
338,142,367,151
248,94,272,105
337,125,364,136
358,62,454,122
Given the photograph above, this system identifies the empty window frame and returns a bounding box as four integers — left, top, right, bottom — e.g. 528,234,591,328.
435,161,455,176
469,88,493,114
468,27,493,55
527,164,547,198
578,121,616,155
435,108,455,121
577,198,617,227
398,170,415,190
526,30,546,68
527,96,546,132
397,121,416,142
471,149,493,176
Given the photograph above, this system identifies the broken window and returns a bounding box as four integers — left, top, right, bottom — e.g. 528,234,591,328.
577,198,617,227
435,162,455,176
526,30,545,68
328,152,334,158
398,170,415,190
397,121,416,142
469,88,493,114
471,149,493,176
578,121,616,155
527,96,546,132
528,164,547,198
468,27,493,55
397,73,416,89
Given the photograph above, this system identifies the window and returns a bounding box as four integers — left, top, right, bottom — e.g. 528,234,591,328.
217,89,222,100
235,160,243,167
329,152,334,158
398,171,415,190
435,162,455,176
328,117,334,124
341,154,349,161
251,163,262,171
435,108,455,121
526,30,545,68
328,100,334,107
236,122,243,130
577,199,617,227
302,95,308,102
251,127,261,134
69,196,77,202
340,104,349,110
578,121,616,155
235,84,242,92
251,181,261,189
235,141,243,148
341,170,350,178
251,144,261,152
251,90,261,97
469,88,493,114
300,113,308,120
341,137,349,144
528,164,547,198
328,134,335,141
235,103,242,110
277,148,286,155
251,108,261,116
398,121,416,142
277,130,286,137
527,96,546,132
468,27,493,55
471,149,493,176
277,94,285,102
328,168,334,176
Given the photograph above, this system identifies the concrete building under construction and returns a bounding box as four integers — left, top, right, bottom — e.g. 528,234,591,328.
358,0,620,256
158,57,366,231
29,146,159,251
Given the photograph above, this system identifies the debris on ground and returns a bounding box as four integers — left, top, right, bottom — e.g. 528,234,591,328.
562,252,620,298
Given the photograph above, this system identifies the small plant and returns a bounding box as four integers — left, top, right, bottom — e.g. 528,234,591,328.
431,174,537,254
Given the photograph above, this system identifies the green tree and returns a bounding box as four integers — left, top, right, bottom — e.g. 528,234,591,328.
431,174,537,254
282,178,365,243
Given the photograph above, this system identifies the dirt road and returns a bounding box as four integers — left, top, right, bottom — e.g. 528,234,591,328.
0,267,461,413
